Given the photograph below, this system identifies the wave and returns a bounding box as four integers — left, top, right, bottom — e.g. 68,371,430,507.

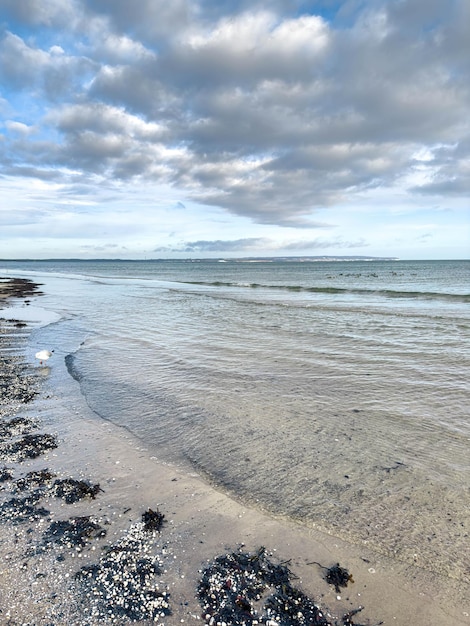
179,280,470,303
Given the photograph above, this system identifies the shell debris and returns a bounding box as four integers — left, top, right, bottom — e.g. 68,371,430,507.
75,521,171,623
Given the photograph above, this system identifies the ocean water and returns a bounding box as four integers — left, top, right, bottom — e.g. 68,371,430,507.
1,259,469,583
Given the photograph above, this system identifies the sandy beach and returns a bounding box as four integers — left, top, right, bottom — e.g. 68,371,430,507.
0,277,468,625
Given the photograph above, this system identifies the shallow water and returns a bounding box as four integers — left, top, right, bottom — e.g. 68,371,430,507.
2,259,469,583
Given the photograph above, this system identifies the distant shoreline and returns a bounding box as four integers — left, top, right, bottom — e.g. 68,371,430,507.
3,256,404,262
0,255,470,263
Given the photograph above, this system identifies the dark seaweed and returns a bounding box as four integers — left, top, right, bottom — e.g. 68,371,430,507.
42,516,106,549
0,277,43,299
0,433,58,461
309,561,354,593
15,469,55,491
198,549,381,626
51,478,102,503
0,416,38,439
198,547,329,625
342,607,383,626
0,494,50,524
325,563,354,593
264,584,330,625
0,466,13,482
142,507,165,532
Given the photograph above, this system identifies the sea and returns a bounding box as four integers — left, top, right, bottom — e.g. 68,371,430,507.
1,258,469,585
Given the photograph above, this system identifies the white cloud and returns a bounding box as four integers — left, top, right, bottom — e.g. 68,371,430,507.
0,0,468,258
5,120,35,135
94,34,156,64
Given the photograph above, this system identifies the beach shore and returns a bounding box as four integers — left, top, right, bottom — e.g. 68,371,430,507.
0,278,468,625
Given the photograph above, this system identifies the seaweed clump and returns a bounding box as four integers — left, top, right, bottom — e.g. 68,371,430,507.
142,507,165,531
15,469,55,492
0,432,58,462
0,277,43,299
198,547,330,625
198,549,382,626
42,515,106,549
51,478,102,504
264,585,332,626
0,416,38,439
0,466,13,483
0,494,50,524
325,563,354,594
309,561,354,593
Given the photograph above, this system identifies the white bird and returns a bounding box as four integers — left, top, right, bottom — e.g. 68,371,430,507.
35,349,54,364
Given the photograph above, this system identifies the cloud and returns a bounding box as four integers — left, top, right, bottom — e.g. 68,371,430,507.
0,0,469,255
4,120,35,135
0,207,48,227
0,30,95,99
0,0,79,28
409,140,470,196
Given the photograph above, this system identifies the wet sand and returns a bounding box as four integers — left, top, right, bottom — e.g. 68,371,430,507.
0,278,469,625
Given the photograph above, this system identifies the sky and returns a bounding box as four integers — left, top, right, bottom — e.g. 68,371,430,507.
0,0,469,260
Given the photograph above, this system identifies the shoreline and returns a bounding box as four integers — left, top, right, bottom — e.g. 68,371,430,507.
0,278,468,625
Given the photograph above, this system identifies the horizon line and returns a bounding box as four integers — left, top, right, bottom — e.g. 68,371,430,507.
2,256,469,262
